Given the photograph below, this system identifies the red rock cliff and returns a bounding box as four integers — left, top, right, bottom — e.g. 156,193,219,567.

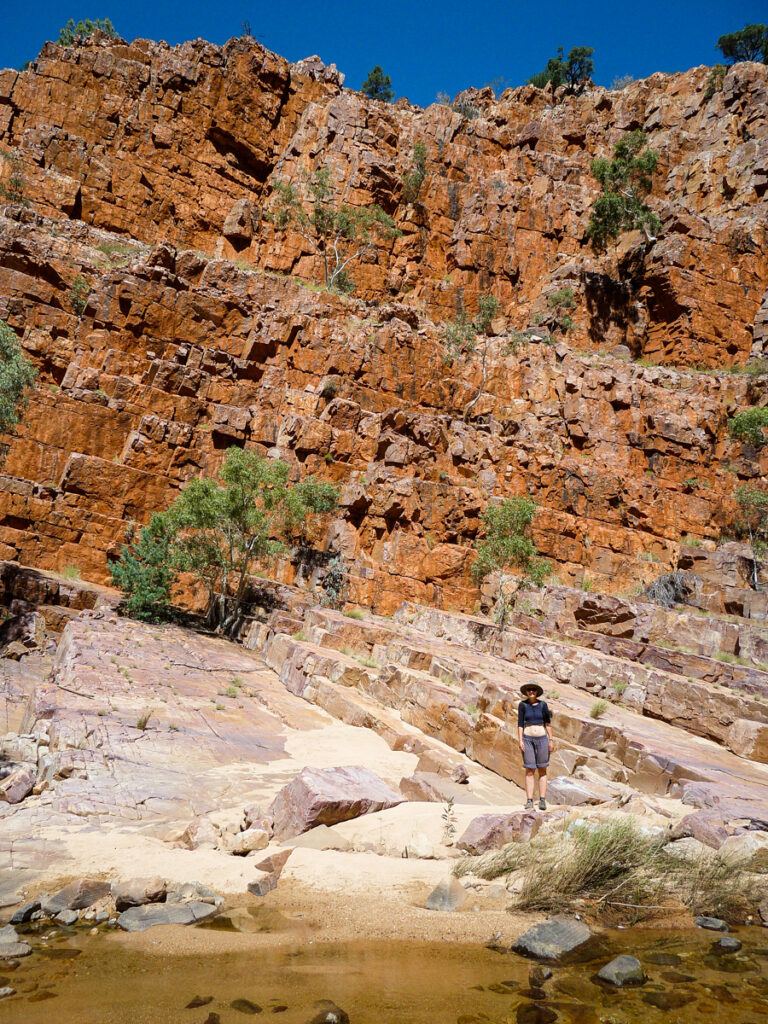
0,35,766,610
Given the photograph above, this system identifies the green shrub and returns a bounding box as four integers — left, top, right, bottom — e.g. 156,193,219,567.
704,63,727,100
61,565,81,580
0,150,28,205
0,321,36,440
68,275,91,317
402,142,427,204
586,130,661,251
57,18,117,45
728,407,768,448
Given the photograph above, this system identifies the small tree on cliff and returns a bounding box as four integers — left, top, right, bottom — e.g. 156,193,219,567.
266,166,400,293
716,24,768,64
56,18,117,45
111,447,339,635
361,66,394,102
0,321,36,461
472,497,551,630
586,130,661,251
528,46,594,93
109,514,177,621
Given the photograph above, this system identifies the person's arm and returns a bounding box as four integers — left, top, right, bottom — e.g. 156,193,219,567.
544,702,555,750
518,702,525,752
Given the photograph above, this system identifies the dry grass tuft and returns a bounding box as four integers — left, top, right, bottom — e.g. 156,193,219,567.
455,818,762,924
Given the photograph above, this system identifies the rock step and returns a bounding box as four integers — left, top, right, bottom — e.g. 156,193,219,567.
262,622,768,808
389,603,768,757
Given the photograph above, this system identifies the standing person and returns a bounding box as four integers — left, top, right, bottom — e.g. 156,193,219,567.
517,681,553,810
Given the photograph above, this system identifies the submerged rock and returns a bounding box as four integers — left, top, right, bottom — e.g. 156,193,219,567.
231,998,263,1014
511,915,592,961
597,954,645,986
306,1000,350,1024
117,901,218,932
715,935,742,952
695,916,729,932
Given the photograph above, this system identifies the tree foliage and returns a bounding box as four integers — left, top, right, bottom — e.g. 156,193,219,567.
528,46,594,94
586,130,661,251
0,321,36,444
57,18,117,45
402,141,427,204
716,24,768,64
472,497,551,629
728,406,768,448
110,447,339,634
109,515,177,621
266,167,400,293
734,485,768,556
361,66,394,102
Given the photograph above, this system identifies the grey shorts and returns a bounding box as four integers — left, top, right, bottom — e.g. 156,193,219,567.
523,733,550,769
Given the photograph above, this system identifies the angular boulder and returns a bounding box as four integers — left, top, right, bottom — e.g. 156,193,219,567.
111,876,167,911
546,777,601,806
0,766,35,804
511,915,593,961
268,766,404,841
221,827,269,856
425,876,467,912
457,811,541,854
597,955,645,986
727,719,768,765
222,199,255,247
718,831,768,870
42,878,111,914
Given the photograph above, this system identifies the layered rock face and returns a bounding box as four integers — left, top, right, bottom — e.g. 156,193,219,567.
0,35,766,606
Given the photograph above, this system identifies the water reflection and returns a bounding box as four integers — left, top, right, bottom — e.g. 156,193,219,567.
1,923,766,1023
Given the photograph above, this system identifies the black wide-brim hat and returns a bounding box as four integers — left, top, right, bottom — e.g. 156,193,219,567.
520,681,544,697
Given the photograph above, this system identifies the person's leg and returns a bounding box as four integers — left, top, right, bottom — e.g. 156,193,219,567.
537,767,547,799
522,736,536,805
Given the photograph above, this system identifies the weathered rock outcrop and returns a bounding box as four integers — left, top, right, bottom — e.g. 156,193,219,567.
0,35,766,609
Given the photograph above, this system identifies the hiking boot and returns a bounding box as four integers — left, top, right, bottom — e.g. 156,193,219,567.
524,798,534,810
538,798,547,811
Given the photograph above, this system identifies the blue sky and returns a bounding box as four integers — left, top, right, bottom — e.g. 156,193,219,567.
3,1,766,106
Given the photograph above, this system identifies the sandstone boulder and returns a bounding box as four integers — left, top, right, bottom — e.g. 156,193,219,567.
221,827,270,856
457,811,541,854
727,719,768,765
268,766,404,841
111,876,167,911
718,831,768,870
546,777,601,806
222,199,255,247
0,766,35,804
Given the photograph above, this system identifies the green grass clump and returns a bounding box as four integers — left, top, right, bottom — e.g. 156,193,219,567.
62,565,81,580
590,698,608,719
343,609,366,620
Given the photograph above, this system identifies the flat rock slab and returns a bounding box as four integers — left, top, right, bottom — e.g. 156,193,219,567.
269,765,404,841
117,900,218,931
512,915,593,961
597,954,645,986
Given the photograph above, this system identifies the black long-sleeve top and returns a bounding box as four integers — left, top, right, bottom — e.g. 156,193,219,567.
517,699,552,729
